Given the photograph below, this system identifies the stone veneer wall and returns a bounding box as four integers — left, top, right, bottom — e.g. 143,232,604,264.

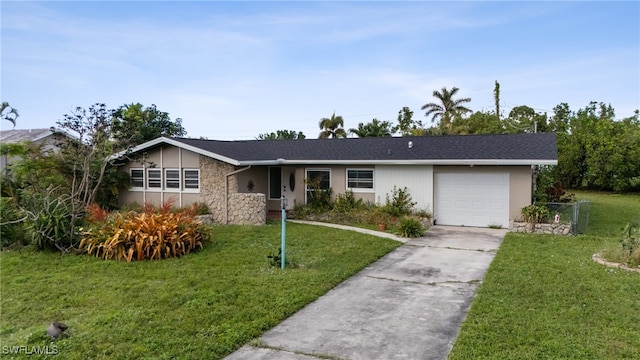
199,155,266,225
228,193,266,225
510,221,572,235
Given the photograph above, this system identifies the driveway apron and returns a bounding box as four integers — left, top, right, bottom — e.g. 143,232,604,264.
225,226,507,360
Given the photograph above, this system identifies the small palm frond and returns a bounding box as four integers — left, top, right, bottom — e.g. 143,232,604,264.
1,102,19,128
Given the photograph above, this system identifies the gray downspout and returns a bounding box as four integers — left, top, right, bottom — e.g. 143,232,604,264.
531,165,537,204
224,165,252,224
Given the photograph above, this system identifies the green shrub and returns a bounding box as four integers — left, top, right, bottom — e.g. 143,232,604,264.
288,201,315,219
628,176,640,192
22,191,81,251
384,186,416,217
533,166,576,203
333,190,365,213
398,217,426,238
521,204,550,224
329,207,370,224
305,177,333,212
533,165,555,203
600,223,640,268
620,223,640,258
267,247,282,267
0,197,26,248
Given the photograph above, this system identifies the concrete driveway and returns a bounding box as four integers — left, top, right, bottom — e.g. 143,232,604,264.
225,225,507,360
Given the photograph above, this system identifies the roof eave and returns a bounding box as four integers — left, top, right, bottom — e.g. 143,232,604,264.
110,137,241,166
238,159,558,166
46,127,79,141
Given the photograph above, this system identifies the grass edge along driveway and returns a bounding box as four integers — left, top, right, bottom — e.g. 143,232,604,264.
0,222,401,360
449,191,640,359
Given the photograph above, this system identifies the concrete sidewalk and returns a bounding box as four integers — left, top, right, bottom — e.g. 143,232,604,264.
225,225,507,360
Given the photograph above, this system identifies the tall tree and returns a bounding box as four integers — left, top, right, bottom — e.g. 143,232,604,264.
1,102,19,128
454,111,504,135
14,104,122,251
257,130,306,140
349,118,393,137
318,111,347,139
504,105,548,133
548,103,572,134
56,104,119,211
421,86,471,134
554,102,640,191
111,103,186,148
392,107,424,136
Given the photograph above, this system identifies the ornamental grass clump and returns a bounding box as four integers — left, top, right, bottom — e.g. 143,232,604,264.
398,217,426,238
80,206,208,262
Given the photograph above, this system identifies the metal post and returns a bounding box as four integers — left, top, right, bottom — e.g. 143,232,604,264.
281,188,286,270
571,202,580,234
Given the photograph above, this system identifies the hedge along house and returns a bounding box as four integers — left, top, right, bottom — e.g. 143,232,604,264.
112,132,557,228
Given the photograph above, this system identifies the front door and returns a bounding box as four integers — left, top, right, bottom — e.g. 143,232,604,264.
269,166,296,210
282,167,296,210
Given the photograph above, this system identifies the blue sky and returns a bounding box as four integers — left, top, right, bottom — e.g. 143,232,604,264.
2,1,639,140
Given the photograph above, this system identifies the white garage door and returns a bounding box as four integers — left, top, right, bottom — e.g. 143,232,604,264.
435,172,509,228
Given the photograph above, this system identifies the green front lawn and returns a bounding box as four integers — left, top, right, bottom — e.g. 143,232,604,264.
0,223,400,359
450,191,640,359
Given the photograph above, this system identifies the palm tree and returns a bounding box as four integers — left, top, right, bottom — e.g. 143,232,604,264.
421,87,471,133
349,118,393,137
1,102,19,128
318,111,347,139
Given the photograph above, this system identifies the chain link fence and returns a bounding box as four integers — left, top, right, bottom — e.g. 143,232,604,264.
546,200,591,234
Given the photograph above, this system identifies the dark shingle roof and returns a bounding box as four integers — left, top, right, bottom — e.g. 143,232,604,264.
166,132,557,165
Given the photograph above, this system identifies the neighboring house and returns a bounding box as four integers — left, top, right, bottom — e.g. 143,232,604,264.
112,133,557,228
0,128,71,176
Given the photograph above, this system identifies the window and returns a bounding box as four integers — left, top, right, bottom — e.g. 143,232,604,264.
165,169,180,189
130,168,144,189
147,169,161,188
183,169,199,190
129,167,198,192
347,169,374,191
269,167,281,199
305,169,331,203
